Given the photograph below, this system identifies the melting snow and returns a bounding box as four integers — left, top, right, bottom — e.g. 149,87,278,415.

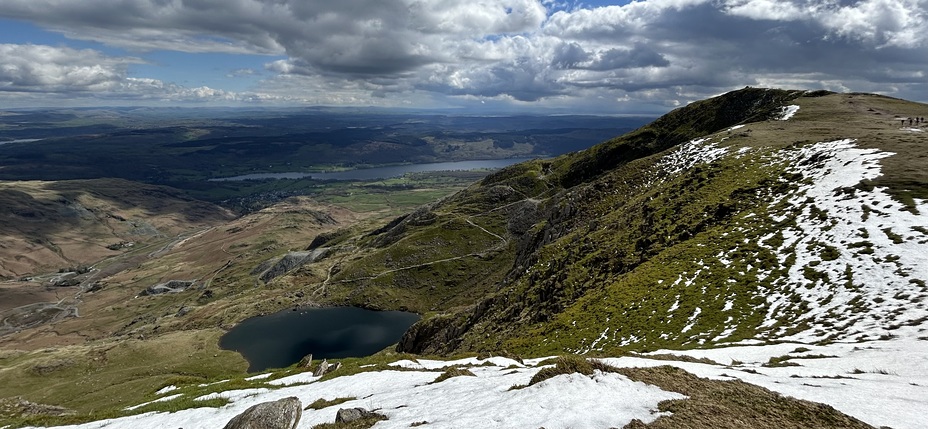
760,139,928,342
633,338,928,429
155,385,177,395
124,394,183,411
28,336,928,429
267,372,320,386
31,367,683,429
653,137,728,181
681,307,701,333
778,105,800,120
244,373,273,381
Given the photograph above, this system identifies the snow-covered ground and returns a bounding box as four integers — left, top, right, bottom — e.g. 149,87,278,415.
21,338,928,429
23,359,683,429
760,139,928,342
632,338,928,429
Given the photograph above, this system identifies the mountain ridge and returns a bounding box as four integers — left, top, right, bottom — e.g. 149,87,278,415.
292,87,928,356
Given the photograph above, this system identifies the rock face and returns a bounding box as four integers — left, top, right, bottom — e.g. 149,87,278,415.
257,250,330,283
138,280,194,296
223,397,302,429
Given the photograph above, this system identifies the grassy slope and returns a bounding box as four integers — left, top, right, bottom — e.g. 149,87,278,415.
0,179,235,279
382,89,928,356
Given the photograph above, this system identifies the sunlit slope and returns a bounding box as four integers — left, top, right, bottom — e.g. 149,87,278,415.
305,88,928,355
295,89,797,313
0,179,234,279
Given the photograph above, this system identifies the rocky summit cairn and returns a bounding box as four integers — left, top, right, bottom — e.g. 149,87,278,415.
223,397,302,429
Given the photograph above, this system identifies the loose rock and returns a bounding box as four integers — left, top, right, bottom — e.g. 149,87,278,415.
335,407,377,423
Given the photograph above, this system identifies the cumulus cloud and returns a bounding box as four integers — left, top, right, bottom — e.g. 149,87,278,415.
0,0,926,110
0,44,294,105
0,44,138,92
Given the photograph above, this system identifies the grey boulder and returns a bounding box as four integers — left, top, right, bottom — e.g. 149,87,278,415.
223,397,302,429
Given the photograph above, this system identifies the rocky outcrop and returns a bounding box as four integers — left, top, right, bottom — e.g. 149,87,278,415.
0,397,75,418
297,353,313,368
312,359,342,376
138,280,194,296
223,397,302,429
257,249,330,283
368,205,438,248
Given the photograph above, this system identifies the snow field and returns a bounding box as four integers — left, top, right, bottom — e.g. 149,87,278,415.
28,362,683,429
27,337,928,429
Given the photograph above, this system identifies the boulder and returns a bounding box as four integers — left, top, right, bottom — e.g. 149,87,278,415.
335,407,378,423
223,397,302,429
313,359,329,377
312,359,342,376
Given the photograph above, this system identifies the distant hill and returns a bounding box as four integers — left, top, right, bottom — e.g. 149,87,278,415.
0,179,234,279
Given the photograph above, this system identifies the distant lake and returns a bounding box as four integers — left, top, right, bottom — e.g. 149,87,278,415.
0,139,42,146
209,157,534,182
219,307,420,372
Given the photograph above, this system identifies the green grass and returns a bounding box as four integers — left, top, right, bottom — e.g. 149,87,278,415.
431,367,477,384
0,329,248,428
305,397,356,410
525,356,619,387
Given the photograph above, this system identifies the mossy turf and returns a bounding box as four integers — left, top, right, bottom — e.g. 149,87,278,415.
619,366,875,429
0,329,247,427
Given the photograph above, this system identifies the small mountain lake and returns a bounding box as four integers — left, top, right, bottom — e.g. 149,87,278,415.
208,157,535,182
219,307,420,372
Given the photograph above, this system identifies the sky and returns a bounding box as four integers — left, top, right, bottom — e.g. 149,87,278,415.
0,0,926,113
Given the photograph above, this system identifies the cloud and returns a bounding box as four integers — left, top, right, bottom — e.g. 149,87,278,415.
227,68,258,78
0,0,926,110
0,44,138,93
0,44,295,105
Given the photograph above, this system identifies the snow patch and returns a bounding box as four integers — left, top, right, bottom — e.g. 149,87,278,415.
778,105,800,120
155,385,178,395
124,394,183,411
244,373,273,381
267,372,320,386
